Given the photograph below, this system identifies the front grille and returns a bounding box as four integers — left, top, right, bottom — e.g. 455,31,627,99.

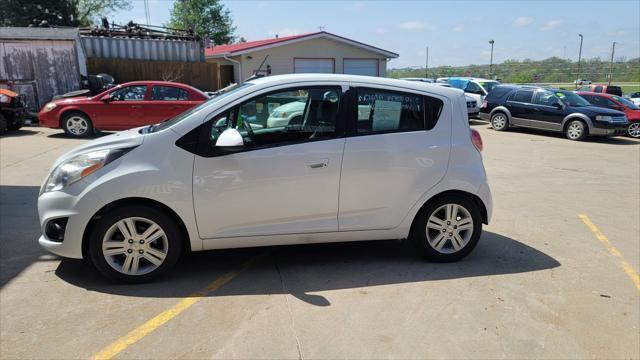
467,101,477,108
610,116,627,123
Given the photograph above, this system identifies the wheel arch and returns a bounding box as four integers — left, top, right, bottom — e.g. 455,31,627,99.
59,109,92,129
409,189,489,235
81,197,191,257
562,113,592,132
489,106,511,121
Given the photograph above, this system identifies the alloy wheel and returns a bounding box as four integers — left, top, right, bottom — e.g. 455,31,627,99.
492,114,506,130
101,217,169,276
628,123,640,138
66,116,88,135
567,122,583,140
425,204,474,254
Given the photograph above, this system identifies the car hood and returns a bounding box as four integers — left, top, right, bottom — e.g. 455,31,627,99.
50,127,145,169
271,101,305,113
572,105,627,117
53,96,92,105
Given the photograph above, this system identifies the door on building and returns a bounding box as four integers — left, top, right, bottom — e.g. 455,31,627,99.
294,58,334,73
343,59,379,76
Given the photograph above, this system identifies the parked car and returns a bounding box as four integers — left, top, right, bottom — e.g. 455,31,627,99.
479,85,628,141
433,83,480,117
0,88,26,134
574,79,592,85
447,77,500,105
575,84,623,96
577,92,640,138
401,79,479,118
38,81,209,138
37,74,492,282
625,92,640,106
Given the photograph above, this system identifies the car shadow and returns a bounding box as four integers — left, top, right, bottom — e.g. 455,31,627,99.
0,129,41,138
489,126,638,145
46,131,110,140
55,231,560,306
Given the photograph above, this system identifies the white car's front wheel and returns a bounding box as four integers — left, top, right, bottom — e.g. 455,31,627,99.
88,205,182,283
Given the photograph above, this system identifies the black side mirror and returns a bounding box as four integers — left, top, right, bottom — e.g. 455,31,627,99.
553,102,563,110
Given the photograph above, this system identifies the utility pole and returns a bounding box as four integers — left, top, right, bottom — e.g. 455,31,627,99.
576,34,583,87
488,40,495,79
425,46,429,79
608,41,616,85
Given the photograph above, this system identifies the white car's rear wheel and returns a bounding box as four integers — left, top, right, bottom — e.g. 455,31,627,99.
89,205,182,283
410,195,482,262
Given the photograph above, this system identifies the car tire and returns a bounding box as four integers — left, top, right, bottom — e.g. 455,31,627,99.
62,112,93,138
490,112,508,131
0,113,7,133
88,205,183,283
565,120,587,141
7,119,23,131
627,122,640,138
410,195,482,262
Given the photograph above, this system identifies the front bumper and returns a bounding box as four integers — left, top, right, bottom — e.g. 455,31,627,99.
38,188,101,259
37,110,59,128
590,122,628,136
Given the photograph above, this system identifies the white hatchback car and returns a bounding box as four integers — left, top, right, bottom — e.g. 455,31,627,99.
38,74,492,282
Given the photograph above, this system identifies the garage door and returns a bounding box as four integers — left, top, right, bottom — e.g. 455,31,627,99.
344,59,378,76
294,58,334,73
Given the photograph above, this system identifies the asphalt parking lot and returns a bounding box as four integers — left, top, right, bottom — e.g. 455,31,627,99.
1,124,639,359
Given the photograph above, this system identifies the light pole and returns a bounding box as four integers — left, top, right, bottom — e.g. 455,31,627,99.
425,46,429,79
576,34,583,87
488,40,495,78
608,41,616,85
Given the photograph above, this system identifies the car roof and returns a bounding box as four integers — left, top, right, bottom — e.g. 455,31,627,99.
119,80,197,89
448,77,497,82
245,74,464,98
576,91,616,98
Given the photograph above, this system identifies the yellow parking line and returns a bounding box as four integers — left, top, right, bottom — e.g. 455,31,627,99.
578,214,640,291
92,254,266,360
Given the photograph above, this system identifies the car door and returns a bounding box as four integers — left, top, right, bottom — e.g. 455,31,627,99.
148,85,195,123
530,89,565,130
505,89,534,126
338,85,450,231
93,85,147,130
192,85,347,239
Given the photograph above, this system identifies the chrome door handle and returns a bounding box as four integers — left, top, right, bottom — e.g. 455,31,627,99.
306,160,328,169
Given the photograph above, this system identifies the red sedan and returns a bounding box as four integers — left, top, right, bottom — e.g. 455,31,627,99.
577,92,640,138
38,81,208,137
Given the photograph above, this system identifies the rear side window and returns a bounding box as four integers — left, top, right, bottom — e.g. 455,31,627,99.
486,86,512,100
152,86,189,100
355,89,442,133
508,90,534,103
605,86,622,96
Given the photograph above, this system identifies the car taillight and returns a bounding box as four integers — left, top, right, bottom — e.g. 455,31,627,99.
470,128,483,152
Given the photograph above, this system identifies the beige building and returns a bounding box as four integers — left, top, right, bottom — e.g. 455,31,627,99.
205,31,398,84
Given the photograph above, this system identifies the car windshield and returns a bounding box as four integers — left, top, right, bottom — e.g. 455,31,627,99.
554,90,591,107
145,83,253,133
479,81,499,93
612,95,640,110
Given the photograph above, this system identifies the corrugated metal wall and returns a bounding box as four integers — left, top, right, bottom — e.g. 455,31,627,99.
82,36,204,63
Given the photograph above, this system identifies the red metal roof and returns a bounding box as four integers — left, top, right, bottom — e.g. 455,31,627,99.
205,32,320,56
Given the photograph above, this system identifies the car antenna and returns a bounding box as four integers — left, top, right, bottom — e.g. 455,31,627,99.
246,55,269,81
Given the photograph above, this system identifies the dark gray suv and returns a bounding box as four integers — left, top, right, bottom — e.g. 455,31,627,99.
479,85,628,141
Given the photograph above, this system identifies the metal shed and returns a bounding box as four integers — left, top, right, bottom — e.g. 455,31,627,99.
0,27,86,112
81,36,204,62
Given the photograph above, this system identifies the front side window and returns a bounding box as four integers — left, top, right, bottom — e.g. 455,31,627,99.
594,86,603,93
555,91,591,107
110,85,147,101
509,90,534,103
152,86,189,101
356,89,424,134
205,87,342,152
533,90,560,106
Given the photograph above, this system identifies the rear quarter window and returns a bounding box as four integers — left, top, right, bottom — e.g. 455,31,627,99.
485,87,512,101
605,86,622,96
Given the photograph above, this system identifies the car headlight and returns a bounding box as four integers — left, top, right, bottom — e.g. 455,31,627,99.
40,148,133,195
595,115,612,122
43,102,57,112
0,94,9,104
271,111,286,118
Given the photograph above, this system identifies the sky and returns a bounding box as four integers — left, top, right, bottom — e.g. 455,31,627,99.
111,0,640,69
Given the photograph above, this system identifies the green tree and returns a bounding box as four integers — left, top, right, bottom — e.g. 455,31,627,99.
169,0,235,44
0,0,130,27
